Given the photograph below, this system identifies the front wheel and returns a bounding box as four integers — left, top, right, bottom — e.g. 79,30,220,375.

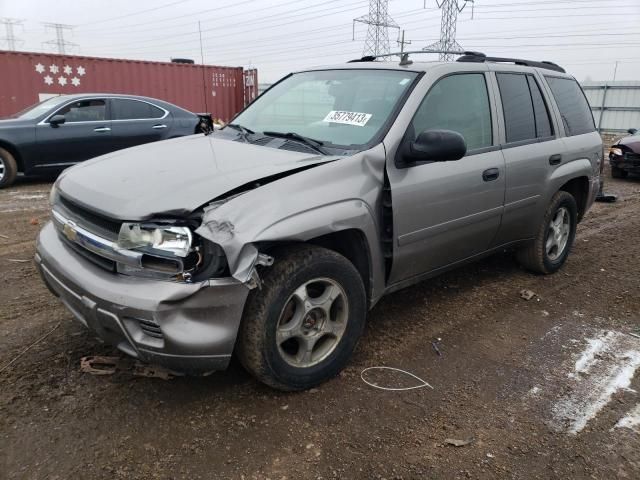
517,191,578,274
0,147,18,189
236,245,366,391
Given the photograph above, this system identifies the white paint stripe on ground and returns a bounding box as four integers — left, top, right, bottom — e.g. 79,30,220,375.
551,330,640,435
615,403,640,432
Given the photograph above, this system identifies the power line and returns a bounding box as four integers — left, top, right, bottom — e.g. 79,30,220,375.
0,18,23,51
43,23,77,55
353,0,400,58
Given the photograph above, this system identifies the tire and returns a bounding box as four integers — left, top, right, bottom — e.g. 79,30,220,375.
517,191,578,275
611,166,628,179
237,245,367,391
0,147,18,189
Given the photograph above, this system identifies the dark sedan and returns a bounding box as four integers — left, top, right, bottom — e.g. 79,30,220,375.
0,94,206,188
609,128,640,178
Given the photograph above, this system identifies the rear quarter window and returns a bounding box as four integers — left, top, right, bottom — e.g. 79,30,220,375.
545,77,595,136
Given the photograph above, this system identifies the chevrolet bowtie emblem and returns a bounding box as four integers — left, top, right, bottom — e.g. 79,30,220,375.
63,221,78,242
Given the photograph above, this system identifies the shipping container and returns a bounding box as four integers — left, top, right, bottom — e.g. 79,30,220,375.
0,50,258,121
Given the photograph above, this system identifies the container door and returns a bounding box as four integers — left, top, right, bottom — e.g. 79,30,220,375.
35,98,112,167
109,98,173,150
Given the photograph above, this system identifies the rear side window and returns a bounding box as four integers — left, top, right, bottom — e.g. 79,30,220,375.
411,73,493,151
545,77,595,136
497,73,536,143
111,99,165,120
527,76,553,138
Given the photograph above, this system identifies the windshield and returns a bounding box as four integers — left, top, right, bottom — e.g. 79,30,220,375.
232,69,418,148
11,96,66,120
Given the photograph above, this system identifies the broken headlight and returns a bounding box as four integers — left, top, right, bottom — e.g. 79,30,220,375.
117,223,193,258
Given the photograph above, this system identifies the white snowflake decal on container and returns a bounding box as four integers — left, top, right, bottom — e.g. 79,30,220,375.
43,75,53,85
35,63,45,74
49,64,59,74
71,77,81,87
57,76,67,86
63,65,73,75
76,66,86,76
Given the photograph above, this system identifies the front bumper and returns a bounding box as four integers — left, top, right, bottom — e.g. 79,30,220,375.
35,222,250,373
610,153,640,173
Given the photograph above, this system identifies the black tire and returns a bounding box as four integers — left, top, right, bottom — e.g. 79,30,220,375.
236,245,367,391
0,147,18,189
517,190,578,274
611,166,628,179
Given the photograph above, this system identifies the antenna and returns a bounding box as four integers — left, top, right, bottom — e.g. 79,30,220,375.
423,0,473,61
198,21,209,114
43,23,77,55
353,0,400,59
0,18,23,51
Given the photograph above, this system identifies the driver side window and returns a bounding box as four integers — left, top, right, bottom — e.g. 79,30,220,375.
54,99,106,123
412,73,493,152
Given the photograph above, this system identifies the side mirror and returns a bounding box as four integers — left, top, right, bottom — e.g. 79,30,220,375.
400,129,467,166
628,128,638,135
49,115,66,127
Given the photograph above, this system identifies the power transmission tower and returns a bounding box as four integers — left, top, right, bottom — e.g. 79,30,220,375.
0,18,23,51
423,0,473,61
43,23,77,55
353,0,400,59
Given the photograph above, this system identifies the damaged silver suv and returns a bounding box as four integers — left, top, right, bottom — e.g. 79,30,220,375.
36,52,602,390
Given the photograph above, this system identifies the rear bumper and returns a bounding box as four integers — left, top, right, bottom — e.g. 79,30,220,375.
35,222,250,374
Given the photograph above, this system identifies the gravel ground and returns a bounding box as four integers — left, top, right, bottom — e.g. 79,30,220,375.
1,171,639,480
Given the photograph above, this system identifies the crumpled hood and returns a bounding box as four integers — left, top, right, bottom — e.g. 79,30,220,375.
617,134,640,152
57,134,337,220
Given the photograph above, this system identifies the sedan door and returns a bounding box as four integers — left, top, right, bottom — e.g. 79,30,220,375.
386,71,505,285
35,98,112,168
109,98,173,150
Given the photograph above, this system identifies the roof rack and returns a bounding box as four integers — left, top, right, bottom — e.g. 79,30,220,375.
348,50,566,73
348,49,472,66
457,52,566,73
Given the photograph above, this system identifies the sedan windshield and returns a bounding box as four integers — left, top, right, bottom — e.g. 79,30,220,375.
11,96,66,120
232,69,418,148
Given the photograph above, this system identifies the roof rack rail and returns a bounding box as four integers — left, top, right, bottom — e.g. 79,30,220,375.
456,52,566,73
348,49,475,66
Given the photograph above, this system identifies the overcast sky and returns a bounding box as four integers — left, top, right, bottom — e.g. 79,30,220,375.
1,0,639,83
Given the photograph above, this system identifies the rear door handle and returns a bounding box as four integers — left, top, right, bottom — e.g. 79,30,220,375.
93,127,111,133
152,124,167,129
482,168,500,182
549,154,562,165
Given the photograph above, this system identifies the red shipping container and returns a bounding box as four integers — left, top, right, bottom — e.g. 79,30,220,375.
0,50,258,121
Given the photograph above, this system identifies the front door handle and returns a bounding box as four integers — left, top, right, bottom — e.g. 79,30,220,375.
549,154,562,165
482,168,500,182
93,127,111,133
152,124,167,129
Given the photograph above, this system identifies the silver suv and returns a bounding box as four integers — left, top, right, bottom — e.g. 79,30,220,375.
36,52,602,390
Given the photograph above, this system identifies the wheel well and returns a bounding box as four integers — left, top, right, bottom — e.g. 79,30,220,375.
559,176,589,222
261,230,372,303
0,140,23,172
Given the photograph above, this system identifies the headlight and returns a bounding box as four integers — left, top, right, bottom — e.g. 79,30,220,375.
117,223,193,257
610,148,623,156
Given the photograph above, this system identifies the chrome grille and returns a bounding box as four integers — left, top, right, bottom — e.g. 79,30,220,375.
56,195,121,241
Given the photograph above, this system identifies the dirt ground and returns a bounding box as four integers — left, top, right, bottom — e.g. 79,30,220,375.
1,171,639,480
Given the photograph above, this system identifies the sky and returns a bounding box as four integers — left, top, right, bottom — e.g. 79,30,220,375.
1,0,639,84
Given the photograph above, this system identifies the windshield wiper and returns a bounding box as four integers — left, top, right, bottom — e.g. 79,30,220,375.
225,123,255,142
262,131,328,155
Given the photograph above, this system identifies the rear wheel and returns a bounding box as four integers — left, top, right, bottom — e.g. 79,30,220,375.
0,147,18,189
517,191,577,274
611,166,628,179
237,245,366,391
